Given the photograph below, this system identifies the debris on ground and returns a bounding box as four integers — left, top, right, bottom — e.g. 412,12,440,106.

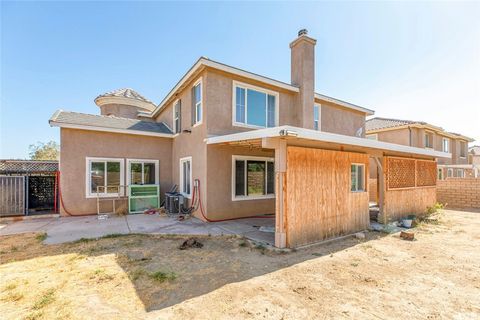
97,214,109,220
400,231,415,241
144,208,160,215
355,232,366,239
179,237,203,250
259,226,275,233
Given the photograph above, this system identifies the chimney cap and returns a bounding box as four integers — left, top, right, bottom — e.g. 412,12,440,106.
298,29,308,37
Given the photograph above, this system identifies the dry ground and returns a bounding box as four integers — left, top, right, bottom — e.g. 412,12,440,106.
1,209,479,320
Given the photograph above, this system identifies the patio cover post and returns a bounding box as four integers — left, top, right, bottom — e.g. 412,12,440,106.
262,137,287,248
374,156,386,224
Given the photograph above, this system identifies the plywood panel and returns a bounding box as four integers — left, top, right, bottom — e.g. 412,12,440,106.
285,146,369,247
383,187,436,221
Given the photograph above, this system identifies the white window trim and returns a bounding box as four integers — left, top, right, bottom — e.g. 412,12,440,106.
351,163,366,193
424,130,434,149
179,156,192,199
442,137,449,153
232,80,279,129
231,155,275,201
172,99,180,134
447,168,453,178
193,78,203,127
314,104,321,131
85,157,125,198
126,159,159,185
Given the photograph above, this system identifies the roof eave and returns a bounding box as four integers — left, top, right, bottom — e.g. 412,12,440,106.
314,93,374,115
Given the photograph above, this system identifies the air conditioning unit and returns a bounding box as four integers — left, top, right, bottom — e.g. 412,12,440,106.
164,192,185,215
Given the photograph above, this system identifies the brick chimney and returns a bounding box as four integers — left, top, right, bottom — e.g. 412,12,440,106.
290,29,316,129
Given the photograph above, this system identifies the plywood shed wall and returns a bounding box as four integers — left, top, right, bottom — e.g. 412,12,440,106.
381,156,436,222
284,146,369,247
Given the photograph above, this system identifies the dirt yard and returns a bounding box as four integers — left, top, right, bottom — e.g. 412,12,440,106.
1,209,479,319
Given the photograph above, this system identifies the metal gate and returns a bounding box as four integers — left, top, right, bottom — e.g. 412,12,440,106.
28,176,56,212
0,176,26,216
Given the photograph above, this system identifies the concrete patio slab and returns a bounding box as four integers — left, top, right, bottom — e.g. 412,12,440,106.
0,214,276,246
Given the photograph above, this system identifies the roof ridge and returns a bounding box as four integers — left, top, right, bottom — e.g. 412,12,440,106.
367,117,417,123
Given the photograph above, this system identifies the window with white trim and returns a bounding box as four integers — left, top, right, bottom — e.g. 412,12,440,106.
180,157,192,198
351,164,365,192
193,81,202,125
86,157,124,197
457,169,465,178
460,141,466,158
173,100,181,134
127,159,159,185
314,104,320,130
437,168,443,180
424,132,433,148
447,168,453,178
442,138,449,152
233,81,278,128
366,134,378,140
233,156,274,200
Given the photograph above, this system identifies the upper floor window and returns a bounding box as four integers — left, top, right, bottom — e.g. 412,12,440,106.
173,100,181,134
193,80,202,125
233,81,278,128
442,138,449,152
314,104,320,130
424,132,433,148
460,141,466,158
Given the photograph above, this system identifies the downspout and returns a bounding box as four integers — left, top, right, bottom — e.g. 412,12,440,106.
408,126,412,146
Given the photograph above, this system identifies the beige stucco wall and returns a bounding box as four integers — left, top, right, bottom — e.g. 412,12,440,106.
319,103,366,137
99,104,147,119
206,144,275,219
376,128,411,146
59,128,172,216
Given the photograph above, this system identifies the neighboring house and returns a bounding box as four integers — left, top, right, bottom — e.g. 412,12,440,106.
49,30,449,248
468,146,480,178
366,118,475,179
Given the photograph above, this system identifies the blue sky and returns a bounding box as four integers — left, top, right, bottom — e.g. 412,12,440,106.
1,1,479,158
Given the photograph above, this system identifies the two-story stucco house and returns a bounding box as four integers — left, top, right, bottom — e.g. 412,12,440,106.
366,118,475,179
49,30,449,248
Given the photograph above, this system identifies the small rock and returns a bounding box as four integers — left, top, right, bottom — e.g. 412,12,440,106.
400,231,415,241
355,232,366,239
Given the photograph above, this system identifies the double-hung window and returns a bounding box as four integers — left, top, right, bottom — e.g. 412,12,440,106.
442,138,449,152
193,80,202,125
351,164,365,192
314,104,320,130
86,157,124,197
233,81,278,128
460,141,466,158
180,157,192,198
127,159,159,185
173,100,181,134
232,156,274,200
424,132,433,148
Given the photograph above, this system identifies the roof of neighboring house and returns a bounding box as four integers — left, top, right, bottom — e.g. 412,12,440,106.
470,145,480,155
366,117,474,142
145,57,374,118
49,110,173,137
0,160,58,174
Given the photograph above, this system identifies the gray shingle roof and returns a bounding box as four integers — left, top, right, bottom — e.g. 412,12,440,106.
366,117,424,132
95,88,155,105
49,110,172,135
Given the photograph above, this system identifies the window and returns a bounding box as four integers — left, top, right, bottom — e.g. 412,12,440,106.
193,80,202,125
447,168,453,178
442,138,449,152
437,168,443,180
314,104,320,130
180,157,192,198
460,141,466,158
424,132,433,148
457,169,465,178
351,164,365,192
127,159,159,185
86,157,124,197
233,81,278,128
366,134,378,140
232,156,275,200
173,100,181,134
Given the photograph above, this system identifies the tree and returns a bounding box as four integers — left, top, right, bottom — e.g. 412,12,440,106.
29,141,59,160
